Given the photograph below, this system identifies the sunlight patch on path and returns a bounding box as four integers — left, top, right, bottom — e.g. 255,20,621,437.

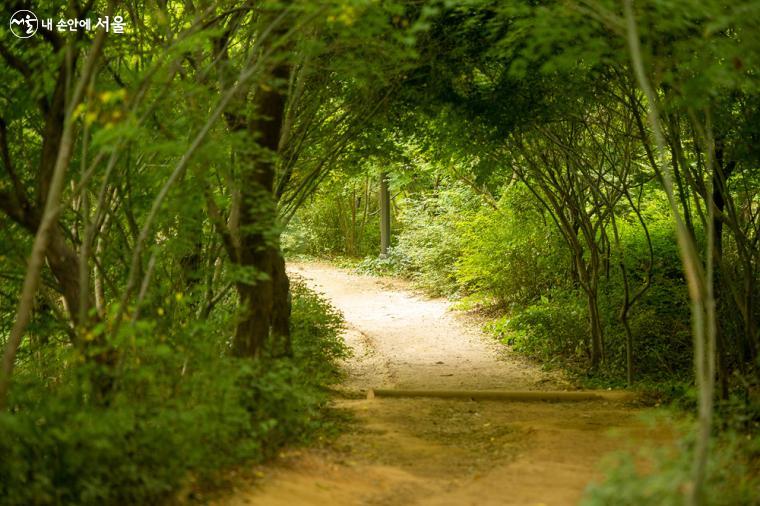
289,262,560,392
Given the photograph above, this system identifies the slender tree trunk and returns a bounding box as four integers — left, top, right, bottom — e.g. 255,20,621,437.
0,30,107,407
712,161,730,399
587,288,604,369
379,172,391,256
574,247,603,369
624,6,716,503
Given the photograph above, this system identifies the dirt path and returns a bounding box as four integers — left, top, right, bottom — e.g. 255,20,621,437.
216,263,661,506
291,262,568,393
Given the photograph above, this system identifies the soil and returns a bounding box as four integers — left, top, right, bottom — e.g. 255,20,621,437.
213,262,668,506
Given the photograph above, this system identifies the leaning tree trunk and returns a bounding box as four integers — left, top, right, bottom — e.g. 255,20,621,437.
0,30,108,407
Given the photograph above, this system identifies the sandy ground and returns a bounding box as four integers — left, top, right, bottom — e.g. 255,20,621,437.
214,262,666,506
291,262,569,393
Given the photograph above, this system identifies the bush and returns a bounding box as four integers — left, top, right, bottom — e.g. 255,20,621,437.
0,363,257,505
289,279,349,386
487,290,589,367
0,282,346,505
457,186,566,307
390,183,480,296
283,176,381,258
582,429,760,506
356,245,413,277
471,191,695,383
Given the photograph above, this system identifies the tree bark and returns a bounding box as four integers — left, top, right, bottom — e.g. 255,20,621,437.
232,34,292,358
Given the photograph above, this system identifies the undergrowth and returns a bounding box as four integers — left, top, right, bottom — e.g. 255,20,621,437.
0,281,347,506
582,403,760,505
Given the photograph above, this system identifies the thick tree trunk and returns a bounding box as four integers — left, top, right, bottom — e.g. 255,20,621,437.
234,250,273,358
233,244,291,358
271,251,292,357
232,163,281,358
231,40,291,358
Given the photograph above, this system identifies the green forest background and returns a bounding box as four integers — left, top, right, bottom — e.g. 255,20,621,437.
0,0,758,504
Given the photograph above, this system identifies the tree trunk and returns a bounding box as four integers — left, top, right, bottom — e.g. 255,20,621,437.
712,167,729,400
0,31,107,406
47,228,90,327
574,245,604,369
379,172,391,256
231,35,291,358
587,288,604,369
271,251,292,357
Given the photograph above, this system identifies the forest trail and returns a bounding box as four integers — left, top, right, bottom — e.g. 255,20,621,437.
216,263,663,506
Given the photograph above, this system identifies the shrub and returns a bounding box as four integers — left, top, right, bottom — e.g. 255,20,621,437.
582,429,760,506
0,283,346,505
289,279,349,386
356,245,413,277
390,183,480,296
283,176,381,258
457,186,566,307
487,290,589,367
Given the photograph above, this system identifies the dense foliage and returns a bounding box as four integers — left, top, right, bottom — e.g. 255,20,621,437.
1,0,758,504
0,1,396,502
0,280,346,504
284,0,760,502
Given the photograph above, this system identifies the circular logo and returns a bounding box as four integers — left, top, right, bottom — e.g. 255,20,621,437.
10,10,38,38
